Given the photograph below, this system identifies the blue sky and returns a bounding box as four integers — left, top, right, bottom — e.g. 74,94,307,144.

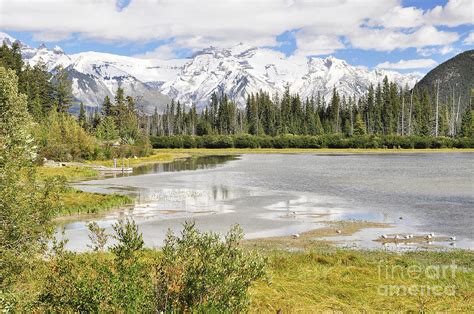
1,0,473,73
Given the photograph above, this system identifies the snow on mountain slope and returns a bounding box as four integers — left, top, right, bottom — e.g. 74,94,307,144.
162,45,420,107
1,32,421,112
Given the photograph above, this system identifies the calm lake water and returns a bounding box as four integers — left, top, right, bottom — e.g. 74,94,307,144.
63,153,474,251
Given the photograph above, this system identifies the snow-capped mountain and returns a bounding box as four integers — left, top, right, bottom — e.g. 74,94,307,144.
162,45,421,107
1,32,421,112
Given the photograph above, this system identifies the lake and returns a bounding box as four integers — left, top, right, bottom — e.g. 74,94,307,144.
62,153,474,251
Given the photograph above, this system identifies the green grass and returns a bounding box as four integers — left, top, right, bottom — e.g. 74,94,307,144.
86,151,190,168
57,188,133,216
37,165,100,181
8,245,473,312
249,249,474,312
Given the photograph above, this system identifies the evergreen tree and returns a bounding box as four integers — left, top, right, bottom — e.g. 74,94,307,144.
353,113,367,136
101,95,114,117
96,116,119,142
459,109,473,138
78,102,87,129
52,66,73,113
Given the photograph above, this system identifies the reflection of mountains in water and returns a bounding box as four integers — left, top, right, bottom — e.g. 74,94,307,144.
133,155,240,176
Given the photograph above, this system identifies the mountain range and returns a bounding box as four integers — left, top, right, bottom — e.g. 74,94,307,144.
1,32,422,113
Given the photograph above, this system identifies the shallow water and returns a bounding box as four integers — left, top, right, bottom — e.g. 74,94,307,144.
62,153,474,251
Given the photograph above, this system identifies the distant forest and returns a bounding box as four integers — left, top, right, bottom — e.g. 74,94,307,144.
1,42,473,159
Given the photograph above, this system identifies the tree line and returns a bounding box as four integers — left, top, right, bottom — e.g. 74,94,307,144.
1,41,472,159
148,81,472,139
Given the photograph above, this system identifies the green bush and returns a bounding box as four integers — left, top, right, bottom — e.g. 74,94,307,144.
36,219,155,312
33,220,266,312
156,222,267,312
151,134,473,149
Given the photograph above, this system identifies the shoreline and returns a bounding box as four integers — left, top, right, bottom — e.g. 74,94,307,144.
156,147,474,155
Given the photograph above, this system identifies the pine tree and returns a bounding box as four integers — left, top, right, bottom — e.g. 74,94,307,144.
459,109,473,138
78,102,87,129
96,116,119,142
52,66,73,113
353,113,367,136
102,95,114,117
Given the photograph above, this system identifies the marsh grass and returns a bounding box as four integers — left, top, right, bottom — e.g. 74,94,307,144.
249,249,474,312
58,188,133,216
86,152,190,168
37,166,99,181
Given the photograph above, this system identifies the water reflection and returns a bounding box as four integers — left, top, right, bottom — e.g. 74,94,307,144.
63,153,474,251
106,155,239,179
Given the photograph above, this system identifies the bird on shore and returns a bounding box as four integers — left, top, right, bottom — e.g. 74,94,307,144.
336,229,342,234
381,234,388,239
450,236,456,241
425,234,432,240
292,233,300,239
394,234,401,240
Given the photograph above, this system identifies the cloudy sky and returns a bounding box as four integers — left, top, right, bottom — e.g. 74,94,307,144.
0,0,472,72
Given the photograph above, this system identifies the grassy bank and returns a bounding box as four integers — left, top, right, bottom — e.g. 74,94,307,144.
8,243,473,312
156,147,474,156
37,165,100,181
243,221,474,311
58,188,133,216
37,151,189,217
85,151,190,168
249,249,474,312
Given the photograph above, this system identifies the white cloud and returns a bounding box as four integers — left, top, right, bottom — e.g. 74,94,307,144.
369,6,424,28
134,44,177,60
424,0,473,27
32,31,71,42
294,33,345,56
0,0,470,57
417,45,456,56
464,32,474,45
350,26,459,51
376,59,438,70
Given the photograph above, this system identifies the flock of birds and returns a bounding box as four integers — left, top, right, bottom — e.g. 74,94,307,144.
379,232,457,245
287,213,458,246
291,230,458,244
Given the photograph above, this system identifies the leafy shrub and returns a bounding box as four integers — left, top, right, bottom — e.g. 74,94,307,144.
156,222,267,312
36,219,155,312
151,134,473,149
